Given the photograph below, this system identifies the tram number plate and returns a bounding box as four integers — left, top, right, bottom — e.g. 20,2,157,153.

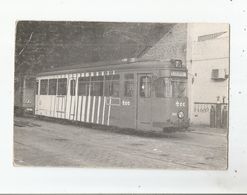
122,100,130,106
171,71,187,77
176,101,185,107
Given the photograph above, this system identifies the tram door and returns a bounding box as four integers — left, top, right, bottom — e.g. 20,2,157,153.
137,74,152,130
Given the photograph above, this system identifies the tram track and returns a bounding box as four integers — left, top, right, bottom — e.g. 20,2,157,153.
14,117,227,169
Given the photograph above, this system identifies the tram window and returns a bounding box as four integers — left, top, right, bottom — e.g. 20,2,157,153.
40,79,48,95
124,73,134,80
91,75,104,81
70,80,76,96
105,74,120,80
35,81,39,95
124,81,134,97
57,78,67,95
124,73,134,97
111,81,120,97
171,80,186,98
91,76,103,96
104,81,111,97
140,76,151,98
104,74,120,97
48,79,57,95
78,77,90,96
154,78,172,98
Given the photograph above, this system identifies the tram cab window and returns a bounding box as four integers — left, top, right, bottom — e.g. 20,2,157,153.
171,80,186,98
154,77,172,98
140,76,151,98
78,77,90,96
104,74,120,97
57,78,67,95
40,79,48,95
70,80,76,96
48,79,57,95
124,73,134,97
35,81,39,95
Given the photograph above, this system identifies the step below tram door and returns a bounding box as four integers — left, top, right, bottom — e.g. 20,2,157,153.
137,73,152,130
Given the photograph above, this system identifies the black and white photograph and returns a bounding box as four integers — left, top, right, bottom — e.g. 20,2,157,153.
14,21,229,169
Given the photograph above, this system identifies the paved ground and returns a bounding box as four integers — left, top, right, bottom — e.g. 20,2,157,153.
14,116,227,169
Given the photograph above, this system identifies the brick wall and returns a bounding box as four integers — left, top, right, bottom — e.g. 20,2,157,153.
141,23,187,64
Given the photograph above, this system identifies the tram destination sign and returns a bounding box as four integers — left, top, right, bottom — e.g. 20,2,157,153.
170,71,187,78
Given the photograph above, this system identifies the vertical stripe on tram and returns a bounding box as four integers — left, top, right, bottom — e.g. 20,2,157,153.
58,75,61,118
61,74,67,118
49,78,52,116
72,74,77,120
77,73,81,121
92,96,99,123
79,95,83,122
60,74,64,119
82,96,86,122
88,96,93,123
75,73,80,121
57,75,60,118
53,78,56,118
68,74,73,120
102,96,106,125
64,74,69,119
86,72,93,123
60,75,64,119
84,72,89,122
100,71,105,125
79,73,84,122
86,97,90,123
79,73,85,122
84,95,88,122
49,93,52,116
89,72,94,123
38,80,40,114
96,96,101,124
91,96,96,123
107,97,111,126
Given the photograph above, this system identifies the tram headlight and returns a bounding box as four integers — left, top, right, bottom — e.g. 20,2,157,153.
177,111,184,119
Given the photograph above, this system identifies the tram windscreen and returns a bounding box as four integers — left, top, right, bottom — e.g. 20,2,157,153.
154,77,187,98
171,80,187,98
154,78,172,98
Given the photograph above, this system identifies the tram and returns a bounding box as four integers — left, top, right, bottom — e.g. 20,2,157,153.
35,58,189,131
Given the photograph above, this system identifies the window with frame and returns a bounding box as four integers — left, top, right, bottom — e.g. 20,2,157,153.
139,75,151,98
57,78,67,95
124,73,134,97
171,80,187,98
40,79,48,95
91,76,103,96
211,69,219,79
48,79,57,95
78,77,90,96
154,77,172,98
104,74,120,97
70,80,76,96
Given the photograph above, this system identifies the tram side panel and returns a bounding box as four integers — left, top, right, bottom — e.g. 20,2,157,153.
107,72,137,129
151,98,172,129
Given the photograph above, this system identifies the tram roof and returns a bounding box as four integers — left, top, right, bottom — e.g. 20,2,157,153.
37,58,185,77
